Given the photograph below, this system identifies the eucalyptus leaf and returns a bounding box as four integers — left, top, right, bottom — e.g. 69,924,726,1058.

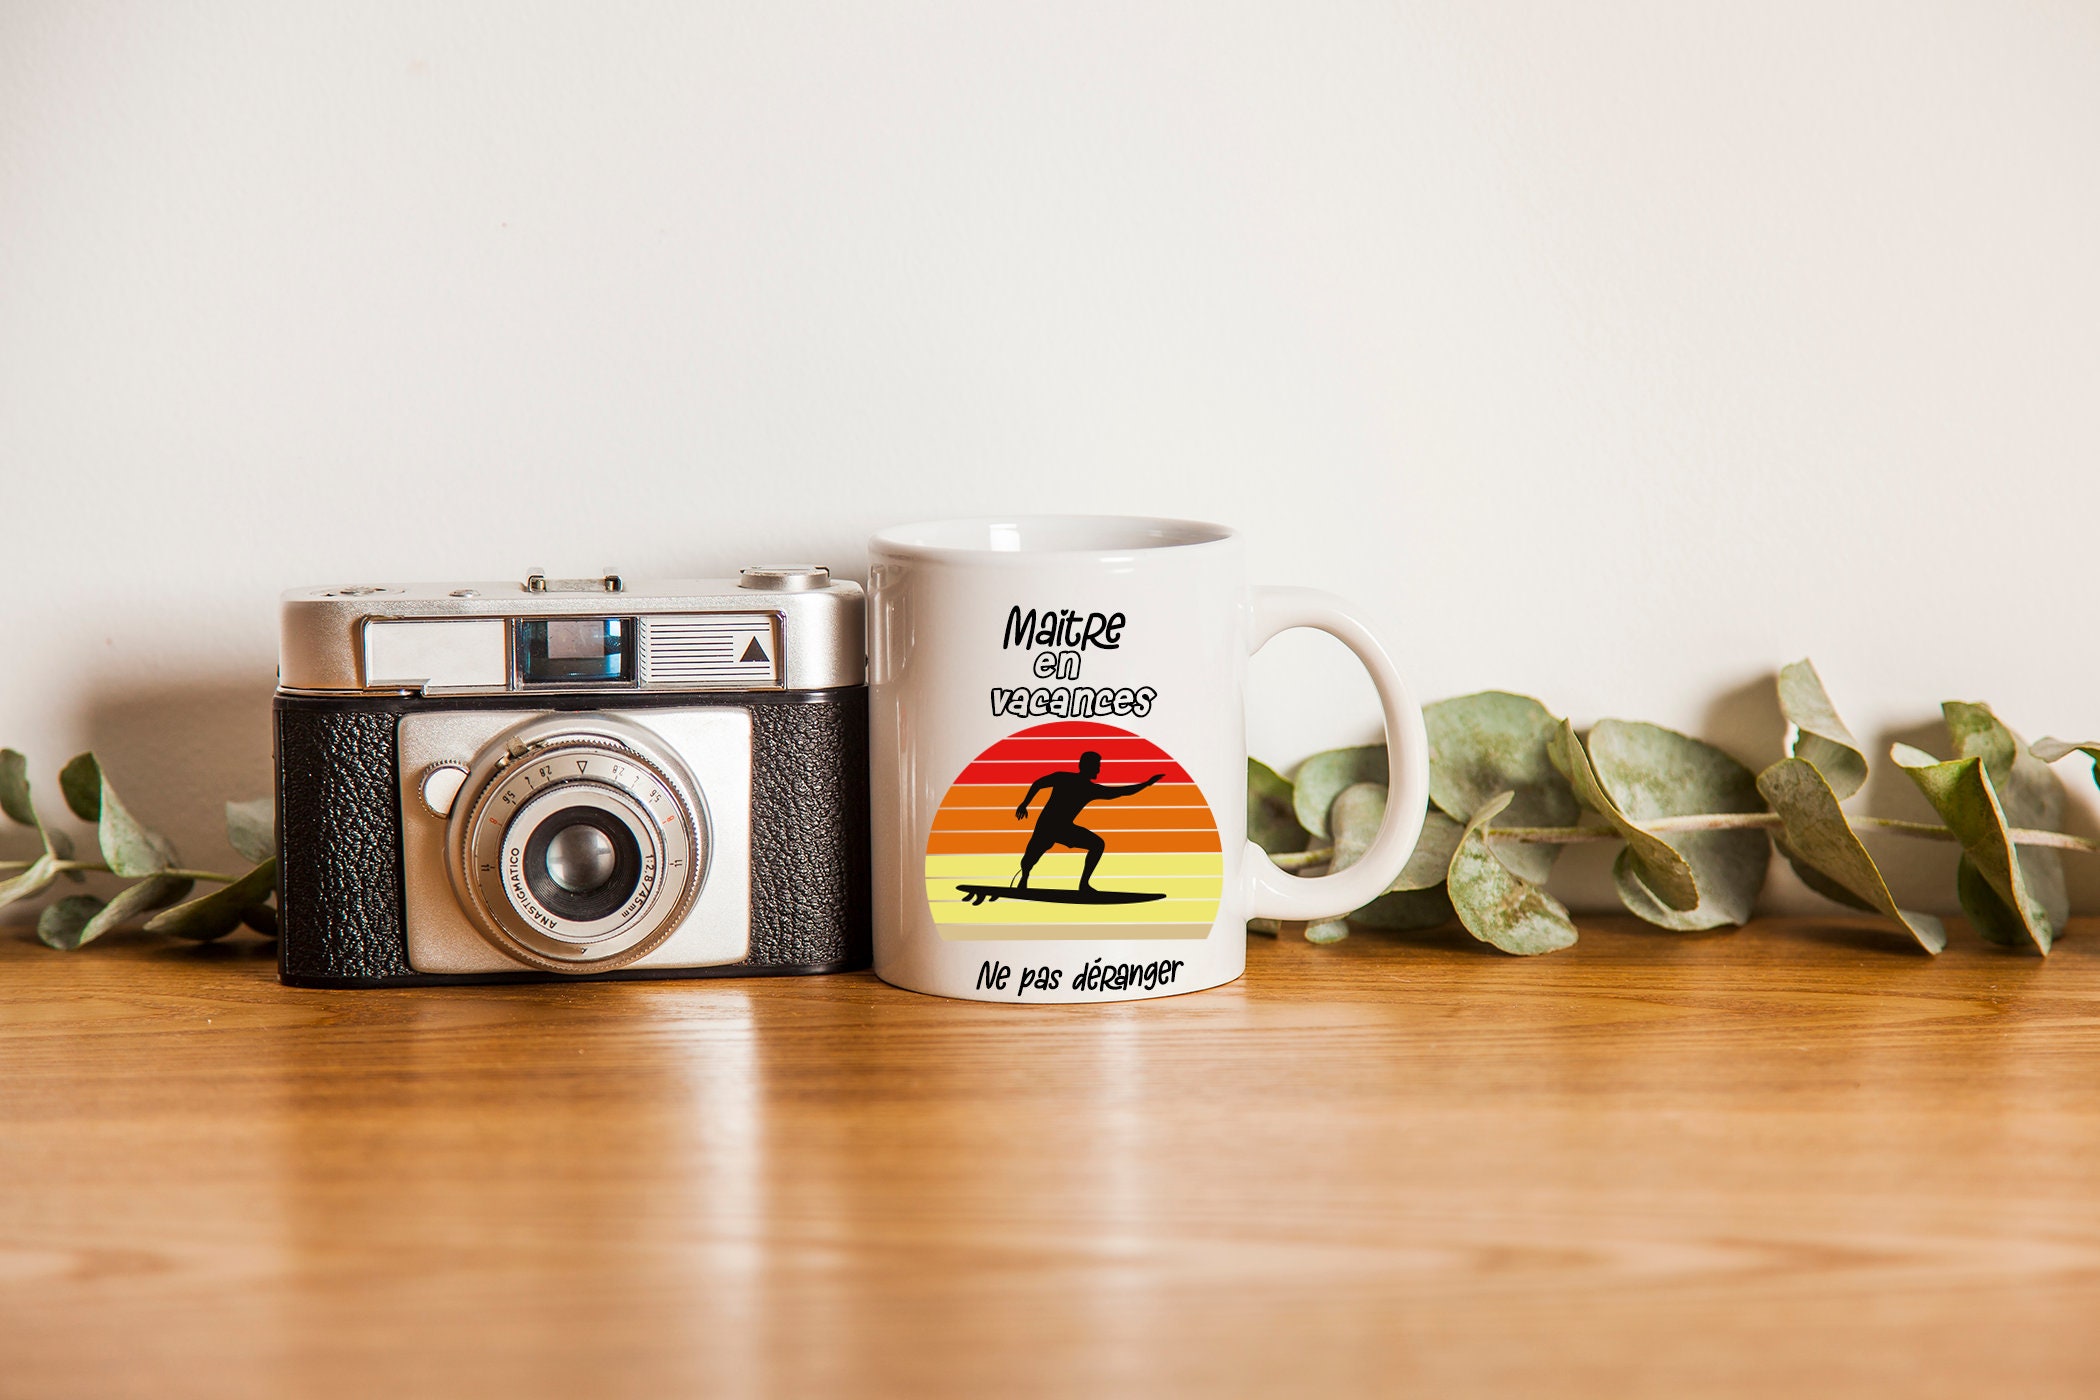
242,903,279,936
1892,744,2052,954
1305,918,1351,945
0,852,62,911
1395,809,1464,892
58,753,101,822
1955,857,2028,947
1243,759,1310,860
1351,884,1455,931
1590,719,1769,931
1941,703,2067,930
96,771,176,878
1549,721,1699,911
1422,692,1578,883
1328,782,1388,874
146,858,276,941
48,825,79,872
1445,790,1579,955
66,874,194,948
2033,737,2100,770
1291,745,1385,839
36,894,105,950
1757,757,1945,952
225,797,277,864
0,753,77,877
1328,782,1463,896
1777,659,1867,800
0,749,32,826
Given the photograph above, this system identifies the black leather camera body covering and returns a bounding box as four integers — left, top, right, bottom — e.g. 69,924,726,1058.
275,687,870,987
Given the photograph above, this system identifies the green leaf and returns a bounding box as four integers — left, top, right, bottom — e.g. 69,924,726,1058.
48,825,81,879
1892,744,2052,954
146,858,277,941
1445,791,1579,955
0,753,78,881
1757,757,1945,953
1549,721,1698,911
37,894,105,949
1291,745,1385,839
58,753,102,822
0,851,63,911
1776,659,1867,800
1323,782,1458,930
1941,704,2067,931
2034,737,2100,782
1955,857,2027,947
1328,782,1464,893
242,903,279,936
1327,782,1387,872
225,798,277,864
1305,918,1350,944
1423,692,1578,883
1243,759,1310,860
1394,809,1464,892
1588,719,1770,931
0,750,32,826
95,769,176,878
1350,885,1455,931
63,875,194,949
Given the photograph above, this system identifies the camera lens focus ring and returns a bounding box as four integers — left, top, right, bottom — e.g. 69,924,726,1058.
447,717,707,973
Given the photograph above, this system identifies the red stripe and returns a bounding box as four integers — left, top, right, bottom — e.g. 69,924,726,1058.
973,735,1175,763
1007,721,1137,739
953,759,1190,786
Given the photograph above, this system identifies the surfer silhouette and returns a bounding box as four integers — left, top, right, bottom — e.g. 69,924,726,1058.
1013,751,1165,893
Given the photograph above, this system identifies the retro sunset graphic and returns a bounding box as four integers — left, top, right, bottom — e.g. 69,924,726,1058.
925,720,1223,940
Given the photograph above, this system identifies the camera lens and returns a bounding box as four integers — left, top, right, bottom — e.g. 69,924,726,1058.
448,714,707,974
546,825,616,893
521,808,642,923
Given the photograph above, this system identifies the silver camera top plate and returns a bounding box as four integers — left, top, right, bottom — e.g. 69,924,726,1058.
278,570,864,695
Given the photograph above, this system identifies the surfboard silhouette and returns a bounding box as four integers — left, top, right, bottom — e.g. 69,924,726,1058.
955,885,1167,908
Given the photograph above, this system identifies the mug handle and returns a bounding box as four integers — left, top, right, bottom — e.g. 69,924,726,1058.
1245,586,1430,921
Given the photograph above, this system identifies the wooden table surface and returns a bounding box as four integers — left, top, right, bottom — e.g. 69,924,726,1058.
4,917,2099,1398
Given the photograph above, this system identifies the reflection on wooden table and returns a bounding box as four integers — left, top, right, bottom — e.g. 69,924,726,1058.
3,918,2097,1397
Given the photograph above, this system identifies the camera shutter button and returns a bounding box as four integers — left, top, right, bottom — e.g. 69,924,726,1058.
420,763,470,818
738,566,829,592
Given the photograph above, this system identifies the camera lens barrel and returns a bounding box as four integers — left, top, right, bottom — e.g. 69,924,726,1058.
446,715,708,973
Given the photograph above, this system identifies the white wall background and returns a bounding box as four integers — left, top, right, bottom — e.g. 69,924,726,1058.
4,2,2098,917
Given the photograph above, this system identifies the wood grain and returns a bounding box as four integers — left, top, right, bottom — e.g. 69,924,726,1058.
4,918,2100,1398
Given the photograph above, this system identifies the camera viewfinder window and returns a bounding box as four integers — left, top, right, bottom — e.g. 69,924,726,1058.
517,618,635,685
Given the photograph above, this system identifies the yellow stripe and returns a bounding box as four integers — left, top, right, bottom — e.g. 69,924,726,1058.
928,897,1223,924
938,922,1216,942
925,852,1225,878
927,876,1223,899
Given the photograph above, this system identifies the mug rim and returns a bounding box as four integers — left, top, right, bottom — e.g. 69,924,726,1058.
870,514,1239,563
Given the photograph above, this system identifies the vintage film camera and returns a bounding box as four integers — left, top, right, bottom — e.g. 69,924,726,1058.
273,568,869,986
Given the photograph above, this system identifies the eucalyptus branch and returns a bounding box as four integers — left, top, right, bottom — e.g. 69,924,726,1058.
1486,815,2100,854
3,855,245,883
2,747,278,949
1274,814,2100,873
1251,660,2100,957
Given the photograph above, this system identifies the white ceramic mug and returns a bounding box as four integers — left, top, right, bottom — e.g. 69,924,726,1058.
868,516,1428,1002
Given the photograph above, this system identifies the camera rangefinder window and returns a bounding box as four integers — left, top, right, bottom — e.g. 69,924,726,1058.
517,617,635,685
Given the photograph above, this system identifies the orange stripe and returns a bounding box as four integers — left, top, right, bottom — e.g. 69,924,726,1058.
932,805,1217,833
937,783,1207,810
926,830,1223,855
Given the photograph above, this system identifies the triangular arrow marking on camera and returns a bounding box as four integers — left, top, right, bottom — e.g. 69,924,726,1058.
739,636,769,663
